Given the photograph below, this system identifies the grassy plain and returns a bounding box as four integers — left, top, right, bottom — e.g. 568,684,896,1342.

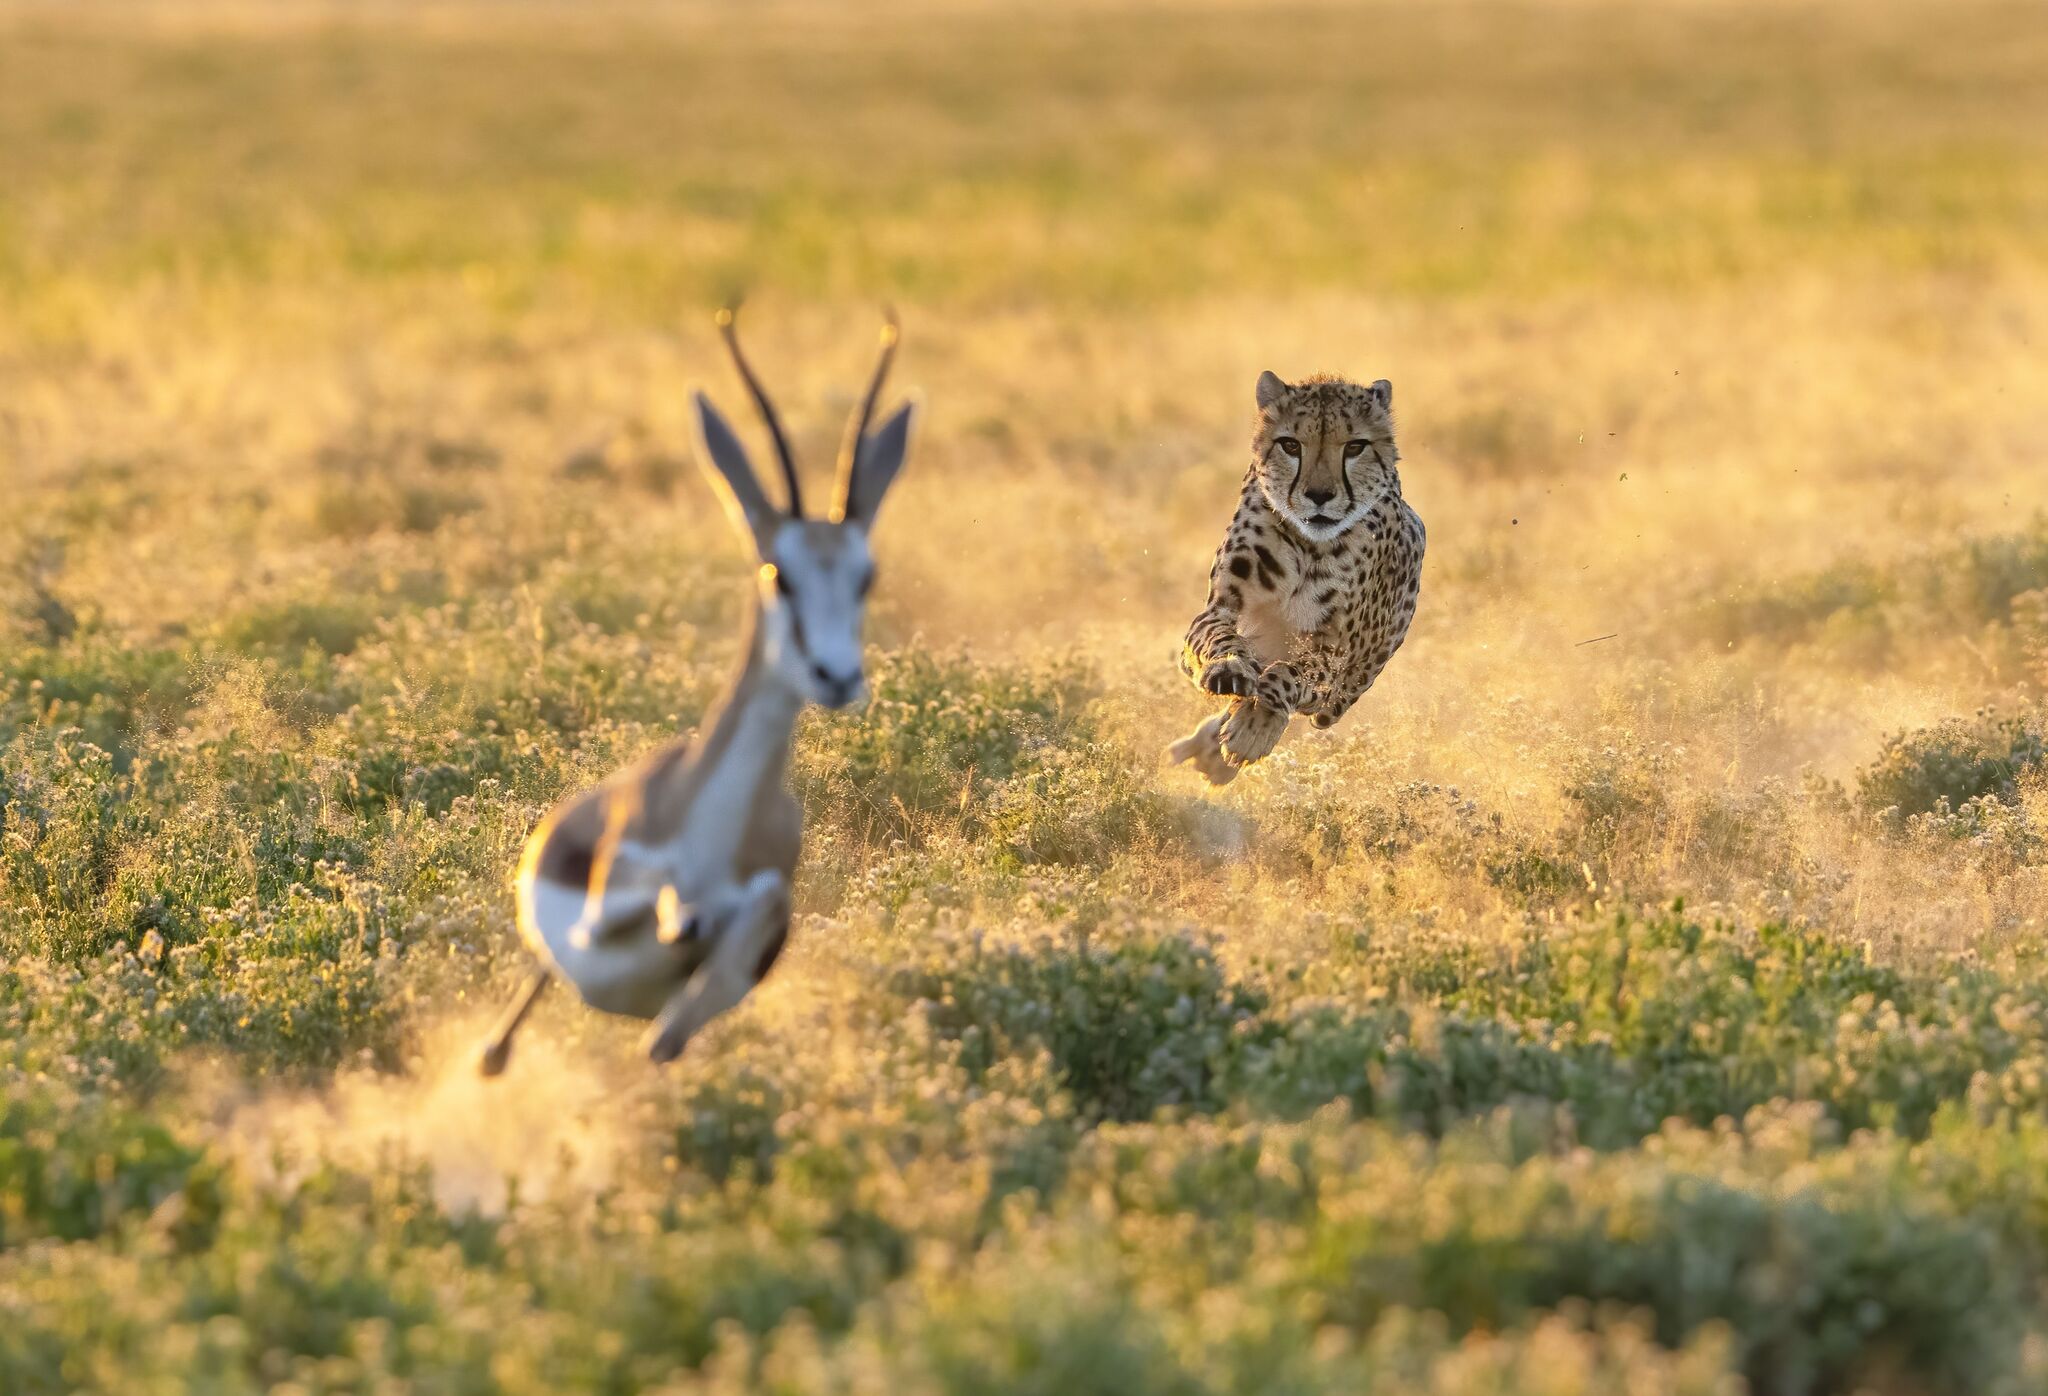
3,1,2048,1391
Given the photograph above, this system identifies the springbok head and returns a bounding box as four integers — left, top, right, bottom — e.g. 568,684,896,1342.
691,309,917,709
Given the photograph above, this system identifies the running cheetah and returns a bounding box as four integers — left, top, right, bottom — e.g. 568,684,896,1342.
1167,370,1425,785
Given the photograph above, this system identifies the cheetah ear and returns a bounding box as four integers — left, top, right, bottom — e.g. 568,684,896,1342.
1369,379,1393,411
1255,371,1289,410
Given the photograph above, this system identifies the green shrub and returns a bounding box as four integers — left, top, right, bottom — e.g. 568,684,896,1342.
890,927,1264,1121
797,649,1097,847
1698,520,2048,662
1948,527,2048,623
1290,910,2048,1142
1068,1113,2021,1396
1292,1131,2014,1396
216,598,381,659
980,746,1181,869
0,640,199,765
1857,710,2046,818
0,1078,206,1248
1700,558,1895,648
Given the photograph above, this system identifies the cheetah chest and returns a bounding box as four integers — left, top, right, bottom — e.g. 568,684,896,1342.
1238,563,1338,666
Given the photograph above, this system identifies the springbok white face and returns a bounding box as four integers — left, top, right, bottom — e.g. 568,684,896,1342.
692,311,915,711
758,520,875,708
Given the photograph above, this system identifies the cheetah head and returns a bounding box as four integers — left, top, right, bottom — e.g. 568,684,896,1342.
1252,371,1399,543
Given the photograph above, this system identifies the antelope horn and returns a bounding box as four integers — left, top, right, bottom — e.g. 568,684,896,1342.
833,308,901,522
715,305,804,518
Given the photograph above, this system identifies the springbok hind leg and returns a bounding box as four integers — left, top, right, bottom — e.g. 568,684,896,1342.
644,870,788,1065
477,970,552,1078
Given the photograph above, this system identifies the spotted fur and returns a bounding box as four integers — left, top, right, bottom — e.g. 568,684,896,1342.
1170,371,1425,781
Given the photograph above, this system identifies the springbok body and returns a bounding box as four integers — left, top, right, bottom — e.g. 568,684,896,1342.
480,311,916,1074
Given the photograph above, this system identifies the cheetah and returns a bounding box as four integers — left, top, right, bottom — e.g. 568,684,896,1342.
1167,370,1425,785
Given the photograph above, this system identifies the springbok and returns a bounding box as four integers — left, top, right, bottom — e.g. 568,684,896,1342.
479,309,917,1075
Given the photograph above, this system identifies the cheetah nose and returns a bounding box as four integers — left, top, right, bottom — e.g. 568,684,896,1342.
1304,488,1337,507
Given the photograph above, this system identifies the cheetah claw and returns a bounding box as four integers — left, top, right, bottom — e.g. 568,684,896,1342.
1199,657,1257,698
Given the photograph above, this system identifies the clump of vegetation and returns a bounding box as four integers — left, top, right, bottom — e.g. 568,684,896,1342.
0,1074,208,1249
797,649,1093,843
1857,710,2046,820
1698,520,2048,667
800,649,1182,873
890,926,1262,1121
0,640,199,766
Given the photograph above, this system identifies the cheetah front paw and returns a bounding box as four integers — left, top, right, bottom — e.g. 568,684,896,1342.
1198,655,1258,698
1219,698,1289,767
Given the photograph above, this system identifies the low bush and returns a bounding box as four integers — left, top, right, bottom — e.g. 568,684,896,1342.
1857,710,2046,819
889,926,1264,1122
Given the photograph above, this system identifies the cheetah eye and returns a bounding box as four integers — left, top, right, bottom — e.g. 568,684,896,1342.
1343,439,1368,460
1275,437,1301,458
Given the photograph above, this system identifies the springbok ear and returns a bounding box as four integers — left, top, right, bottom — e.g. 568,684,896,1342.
838,397,918,527
1369,379,1393,411
691,391,781,550
1256,371,1289,410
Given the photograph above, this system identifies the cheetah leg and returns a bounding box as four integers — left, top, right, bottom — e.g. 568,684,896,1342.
1166,713,1241,787
1219,698,1289,767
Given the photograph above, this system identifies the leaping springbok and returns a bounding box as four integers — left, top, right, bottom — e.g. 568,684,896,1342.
479,309,917,1075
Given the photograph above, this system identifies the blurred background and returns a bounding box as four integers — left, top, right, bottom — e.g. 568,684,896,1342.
4,0,2043,909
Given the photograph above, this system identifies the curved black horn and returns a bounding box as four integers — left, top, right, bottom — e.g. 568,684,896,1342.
716,306,804,518
833,308,900,520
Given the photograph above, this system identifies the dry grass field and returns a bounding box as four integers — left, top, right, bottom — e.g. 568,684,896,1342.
4,1,2048,1391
